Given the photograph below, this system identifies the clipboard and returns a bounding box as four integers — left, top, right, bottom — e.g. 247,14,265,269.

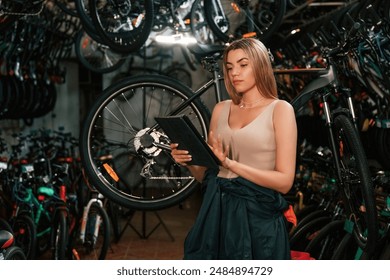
155,115,220,168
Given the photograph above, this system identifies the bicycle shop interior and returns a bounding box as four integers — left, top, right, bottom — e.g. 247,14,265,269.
0,0,390,261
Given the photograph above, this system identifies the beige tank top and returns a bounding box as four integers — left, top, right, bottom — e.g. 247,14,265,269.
217,99,278,178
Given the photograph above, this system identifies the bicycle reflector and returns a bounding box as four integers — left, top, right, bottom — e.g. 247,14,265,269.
103,163,119,182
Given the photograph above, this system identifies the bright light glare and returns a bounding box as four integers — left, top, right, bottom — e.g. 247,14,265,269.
155,34,197,45
290,28,301,35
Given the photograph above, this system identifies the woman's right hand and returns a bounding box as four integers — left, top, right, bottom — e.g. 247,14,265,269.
170,143,192,166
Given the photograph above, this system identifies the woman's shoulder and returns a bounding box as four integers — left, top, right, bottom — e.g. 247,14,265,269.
274,99,294,111
273,99,295,120
210,100,231,121
213,99,232,111
219,99,233,106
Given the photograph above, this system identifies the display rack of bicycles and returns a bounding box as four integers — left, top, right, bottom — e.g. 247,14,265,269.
0,128,118,260
286,141,390,259
1,0,390,260
273,0,390,259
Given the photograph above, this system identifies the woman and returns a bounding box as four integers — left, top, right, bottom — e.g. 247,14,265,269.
171,38,297,259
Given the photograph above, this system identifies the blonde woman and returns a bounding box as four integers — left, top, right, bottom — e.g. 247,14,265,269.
171,38,297,259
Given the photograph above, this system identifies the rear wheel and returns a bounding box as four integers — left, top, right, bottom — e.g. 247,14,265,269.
79,75,210,210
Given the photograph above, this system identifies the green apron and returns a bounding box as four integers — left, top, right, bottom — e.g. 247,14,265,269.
184,169,291,260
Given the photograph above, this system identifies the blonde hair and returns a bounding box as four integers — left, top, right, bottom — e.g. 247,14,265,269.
222,38,278,104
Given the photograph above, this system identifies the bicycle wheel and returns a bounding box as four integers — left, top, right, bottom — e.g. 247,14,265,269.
77,202,110,260
51,209,68,260
289,208,329,237
289,216,332,252
331,231,359,260
75,29,126,74
3,245,27,260
80,74,211,210
304,219,345,260
204,0,286,43
11,214,37,260
190,0,217,45
88,0,154,53
333,113,378,255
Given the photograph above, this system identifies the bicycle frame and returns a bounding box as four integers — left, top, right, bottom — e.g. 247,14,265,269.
148,49,226,136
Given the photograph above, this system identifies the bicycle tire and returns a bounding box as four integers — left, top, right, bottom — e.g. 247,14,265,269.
289,216,332,252
80,74,211,210
11,214,37,260
3,245,27,260
75,29,126,74
75,0,105,43
331,231,358,260
88,0,154,54
289,208,330,237
51,209,68,260
190,0,217,45
79,202,110,260
204,0,286,43
304,219,345,260
333,113,378,255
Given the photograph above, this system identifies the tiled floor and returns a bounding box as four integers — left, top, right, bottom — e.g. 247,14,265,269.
105,189,202,260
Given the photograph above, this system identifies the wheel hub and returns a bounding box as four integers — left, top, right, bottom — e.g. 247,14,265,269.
133,128,161,157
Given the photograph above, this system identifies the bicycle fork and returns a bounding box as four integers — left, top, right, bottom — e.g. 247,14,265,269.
321,86,359,185
80,197,103,246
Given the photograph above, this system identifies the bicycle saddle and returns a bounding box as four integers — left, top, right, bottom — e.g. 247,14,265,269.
187,43,225,59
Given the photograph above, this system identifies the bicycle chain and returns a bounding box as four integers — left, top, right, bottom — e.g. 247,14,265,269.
0,0,47,17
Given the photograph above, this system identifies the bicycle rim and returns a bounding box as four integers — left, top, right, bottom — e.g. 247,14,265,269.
89,0,154,53
205,0,286,43
333,114,378,254
75,29,126,74
80,75,211,210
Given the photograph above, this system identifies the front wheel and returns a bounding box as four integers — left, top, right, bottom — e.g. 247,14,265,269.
80,75,211,210
333,114,378,255
75,202,110,260
3,246,27,260
11,214,37,260
51,209,68,260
